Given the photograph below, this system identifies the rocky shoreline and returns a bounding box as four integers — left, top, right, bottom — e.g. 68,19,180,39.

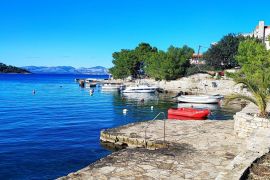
105,73,249,97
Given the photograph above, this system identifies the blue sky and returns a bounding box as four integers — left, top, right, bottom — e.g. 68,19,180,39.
0,0,270,68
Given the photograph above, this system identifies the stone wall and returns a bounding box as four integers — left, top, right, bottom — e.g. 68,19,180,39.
216,103,270,179
234,103,270,138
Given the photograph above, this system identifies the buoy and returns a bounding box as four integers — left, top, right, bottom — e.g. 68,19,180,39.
89,89,94,95
151,106,154,110
123,109,128,114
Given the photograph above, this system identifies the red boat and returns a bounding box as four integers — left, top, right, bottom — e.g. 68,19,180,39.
168,108,210,120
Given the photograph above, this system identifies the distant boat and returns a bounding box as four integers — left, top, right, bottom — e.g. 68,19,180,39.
168,108,210,120
85,78,98,88
122,84,158,93
85,78,99,82
85,82,97,88
101,83,125,91
177,94,223,104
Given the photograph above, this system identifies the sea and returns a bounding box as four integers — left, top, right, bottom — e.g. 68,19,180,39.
0,74,240,179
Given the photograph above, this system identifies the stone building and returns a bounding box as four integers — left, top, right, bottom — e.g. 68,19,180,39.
244,21,270,50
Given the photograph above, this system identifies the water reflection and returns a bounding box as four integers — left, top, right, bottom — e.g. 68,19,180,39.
122,93,159,103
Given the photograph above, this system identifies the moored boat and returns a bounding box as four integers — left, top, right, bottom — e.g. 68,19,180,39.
177,103,220,111
85,78,99,88
85,82,97,88
122,84,158,93
177,94,223,104
168,108,210,119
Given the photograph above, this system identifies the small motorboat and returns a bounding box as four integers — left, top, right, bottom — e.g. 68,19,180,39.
85,78,99,88
122,84,158,93
177,94,223,104
168,108,210,119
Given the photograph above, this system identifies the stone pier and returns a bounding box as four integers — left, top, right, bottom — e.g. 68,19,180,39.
59,104,270,180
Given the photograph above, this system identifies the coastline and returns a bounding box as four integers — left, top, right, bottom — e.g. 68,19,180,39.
0,72,32,74
58,103,270,179
58,75,270,179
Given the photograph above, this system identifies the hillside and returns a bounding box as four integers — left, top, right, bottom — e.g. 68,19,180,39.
0,63,30,74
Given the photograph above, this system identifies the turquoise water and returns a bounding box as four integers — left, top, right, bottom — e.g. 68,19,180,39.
0,74,238,179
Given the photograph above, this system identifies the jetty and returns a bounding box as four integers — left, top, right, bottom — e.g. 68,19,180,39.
59,103,270,180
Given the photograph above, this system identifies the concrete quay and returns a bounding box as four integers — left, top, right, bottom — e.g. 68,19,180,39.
59,103,270,180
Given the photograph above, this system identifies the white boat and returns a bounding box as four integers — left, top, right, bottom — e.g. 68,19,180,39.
101,83,125,91
85,79,99,88
122,84,158,93
177,94,223,104
177,103,220,111
85,78,99,82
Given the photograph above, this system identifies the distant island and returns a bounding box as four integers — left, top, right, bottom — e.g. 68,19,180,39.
0,63,30,74
22,66,108,75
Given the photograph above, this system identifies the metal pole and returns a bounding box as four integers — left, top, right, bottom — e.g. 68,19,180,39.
145,128,147,147
196,45,202,71
163,118,166,145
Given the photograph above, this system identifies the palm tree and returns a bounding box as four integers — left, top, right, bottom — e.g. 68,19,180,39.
225,74,270,118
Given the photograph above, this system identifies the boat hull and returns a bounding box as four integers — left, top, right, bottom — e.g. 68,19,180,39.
177,95,223,104
177,103,220,111
168,108,210,119
122,85,158,93
122,89,156,93
168,114,207,120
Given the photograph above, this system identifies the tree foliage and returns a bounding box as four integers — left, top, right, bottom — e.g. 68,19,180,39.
204,34,247,70
0,63,29,73
109,43,157,79
236,39,270,81
145,46,193,80
226,39,270,117
109,43,194,80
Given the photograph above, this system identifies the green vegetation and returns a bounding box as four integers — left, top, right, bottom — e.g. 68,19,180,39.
109,43,157,79
203,34,247,70
109,34,267,87
225,39,270,117
109,43,194,80
145,46,194,80
0,63,30,73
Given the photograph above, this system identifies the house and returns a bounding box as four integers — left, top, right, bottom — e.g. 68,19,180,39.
190,53,206,65
243,21,270,50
